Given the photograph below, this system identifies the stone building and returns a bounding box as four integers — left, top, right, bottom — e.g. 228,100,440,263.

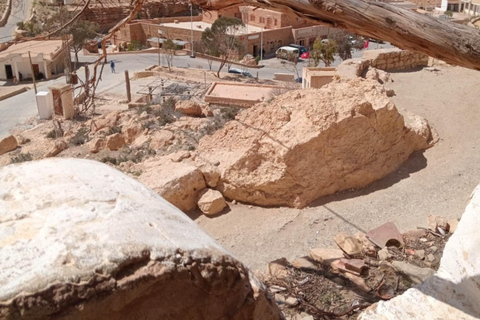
113,5,337,57
0,40,67,81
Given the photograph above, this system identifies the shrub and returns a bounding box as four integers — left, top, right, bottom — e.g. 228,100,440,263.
11,153,33,164
69,127,89,146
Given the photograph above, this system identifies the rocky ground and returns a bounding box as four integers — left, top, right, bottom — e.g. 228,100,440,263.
195,65,480,272
0,63,479,319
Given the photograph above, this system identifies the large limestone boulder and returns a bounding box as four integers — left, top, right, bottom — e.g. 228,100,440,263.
197,79,436,208
134,156,207,212
175,100,203,117
0,159,282,320
359,184,480,320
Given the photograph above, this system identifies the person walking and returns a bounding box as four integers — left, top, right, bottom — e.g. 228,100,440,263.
110,60,115,73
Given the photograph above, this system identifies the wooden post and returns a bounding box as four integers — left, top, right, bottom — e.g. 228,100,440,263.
85,65,90,97
125,70,131,103
28,51,38,95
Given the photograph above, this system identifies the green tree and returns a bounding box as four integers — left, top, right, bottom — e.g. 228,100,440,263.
332,31,365,61
201,16,245,78
311,38,338,67
68,20,99,63
163,39,176,72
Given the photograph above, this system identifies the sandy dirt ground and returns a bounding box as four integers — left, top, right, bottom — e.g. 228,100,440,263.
194,65,480,272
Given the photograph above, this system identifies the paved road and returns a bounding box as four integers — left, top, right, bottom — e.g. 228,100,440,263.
0,0,32,43
0,45,395,138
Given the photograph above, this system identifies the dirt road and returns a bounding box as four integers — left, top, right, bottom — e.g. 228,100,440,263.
195,65,480,272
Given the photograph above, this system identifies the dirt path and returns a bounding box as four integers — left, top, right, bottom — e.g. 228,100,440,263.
194,65,480,272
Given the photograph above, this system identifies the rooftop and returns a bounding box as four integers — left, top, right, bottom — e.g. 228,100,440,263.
0,40,64,60
161,21,264,35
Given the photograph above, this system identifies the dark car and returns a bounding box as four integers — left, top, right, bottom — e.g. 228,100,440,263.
288,44,308,56
228,68,253,78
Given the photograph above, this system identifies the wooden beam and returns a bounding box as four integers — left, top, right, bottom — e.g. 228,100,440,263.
191,0,480,70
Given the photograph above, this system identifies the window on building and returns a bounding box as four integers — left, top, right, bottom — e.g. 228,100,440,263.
250,14,255,21
260,17,265,23
274,19,278,26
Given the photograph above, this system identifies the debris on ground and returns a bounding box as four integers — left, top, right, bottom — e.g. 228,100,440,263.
264,217,453,319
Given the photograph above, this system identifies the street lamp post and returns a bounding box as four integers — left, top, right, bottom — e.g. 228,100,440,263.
260,27,263,65
190,2,195,58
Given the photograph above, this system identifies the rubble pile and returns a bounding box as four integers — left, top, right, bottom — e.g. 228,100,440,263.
263,215,456,319
198,78,438,208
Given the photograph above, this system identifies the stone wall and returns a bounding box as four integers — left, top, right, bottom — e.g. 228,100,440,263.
362,48,429,72
0,158,282,320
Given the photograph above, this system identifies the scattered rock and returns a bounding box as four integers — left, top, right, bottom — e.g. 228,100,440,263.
121,120,143,143
392,261,435,284
268,258,290,279
106,133,126,151
365,67,391,84
378,247,392,261
0,135,18,156
16,135,29,145
197,189,227,215
170,151,191,163
309,248,344,269
197,79,436,208
285,296,298,307
45,140,68,157
269,285,286,293
232,200,237,205
292,257,318,270
415,249,426,260
335,232,362,255
88,138,106,153
130,134,150,149
150,130,175,149
355,232,376,257
427,214,437,231
343,272,370,292
175,100,203,117
447,219,458,233
332,277,345,286
93,111,120,132
427,254,435,262
403,229,427,241
135,156,207,212
435,216,449,233
429,246,438,252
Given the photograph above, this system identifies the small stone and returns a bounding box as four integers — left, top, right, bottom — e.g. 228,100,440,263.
415,249,425,260
197,189,227,215
232,200,237,205
249,205,253,209
429,246,438,252
0,135,18,155
292,257,318,270
378,247,391,261
45,140,68,157
268,258,289,279
436,216,449,232
88,138,106,153
427,214,437,231
285,296,298,307
274,294,286,304
392,261,435,284
309,248,344,269
106,133,126,151
419,238,428,242
170,151,190,163
213,160,220,166
269,285,286,293
427,254,435,262
448,219,459,233
335,232,362,255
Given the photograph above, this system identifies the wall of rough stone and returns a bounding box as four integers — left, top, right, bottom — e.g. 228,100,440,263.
362,49,429,72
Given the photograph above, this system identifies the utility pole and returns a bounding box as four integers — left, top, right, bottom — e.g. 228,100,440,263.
190,2,195,58
28,51,37,94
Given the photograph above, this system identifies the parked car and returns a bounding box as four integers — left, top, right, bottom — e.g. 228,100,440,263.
288,44,308,56
276,46,300,61
228,68,253,78
295,77,303,84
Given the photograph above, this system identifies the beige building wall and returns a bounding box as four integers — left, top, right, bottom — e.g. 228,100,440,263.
302,67,336,89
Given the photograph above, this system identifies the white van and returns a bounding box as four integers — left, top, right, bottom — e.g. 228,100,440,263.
276,46,299,61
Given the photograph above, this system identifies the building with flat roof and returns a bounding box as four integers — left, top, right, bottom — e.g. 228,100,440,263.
302,67,336,89
0,40,67,81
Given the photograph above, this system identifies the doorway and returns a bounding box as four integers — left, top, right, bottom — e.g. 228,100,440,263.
33,64,40,80
253,44,258,56
5,65,13,79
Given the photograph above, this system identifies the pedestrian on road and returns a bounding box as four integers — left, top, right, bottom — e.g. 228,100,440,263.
110,61,115,73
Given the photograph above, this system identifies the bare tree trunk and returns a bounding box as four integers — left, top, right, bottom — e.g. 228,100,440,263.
191,0,480,71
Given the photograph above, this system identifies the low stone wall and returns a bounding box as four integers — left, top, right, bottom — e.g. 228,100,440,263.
362,49,429,72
